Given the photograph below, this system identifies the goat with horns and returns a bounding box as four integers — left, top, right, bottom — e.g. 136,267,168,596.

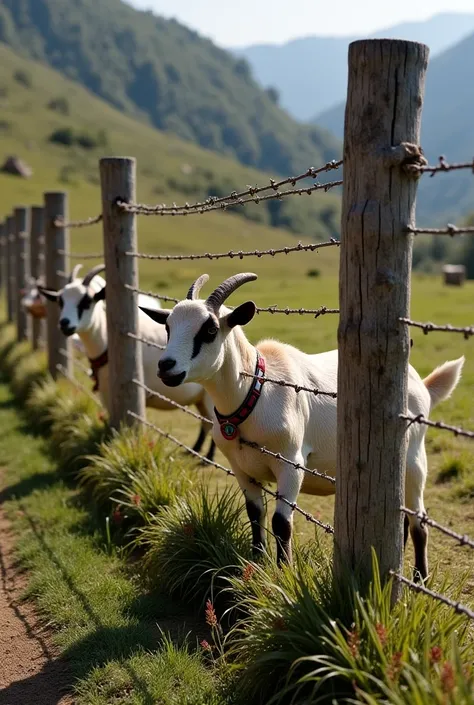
140,272,464,578
39,264,216,460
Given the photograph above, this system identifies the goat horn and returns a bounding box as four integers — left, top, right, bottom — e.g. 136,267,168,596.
82,264,106,287
186,274,209,300
206,273,258,314
69,264,83,283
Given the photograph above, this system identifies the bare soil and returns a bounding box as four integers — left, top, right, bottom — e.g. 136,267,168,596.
0,507,74,705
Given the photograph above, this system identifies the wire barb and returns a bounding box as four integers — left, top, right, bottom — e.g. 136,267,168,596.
401,507,474,550
400,318,474,339
126,239,340,261
400,413,474,440
390,571,474,621
53,214,103,229
417,155,474,176
408,224,474,236
240,371,337,398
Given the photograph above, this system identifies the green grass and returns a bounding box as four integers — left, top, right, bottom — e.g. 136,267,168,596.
0,41,340,240
0,379,229,704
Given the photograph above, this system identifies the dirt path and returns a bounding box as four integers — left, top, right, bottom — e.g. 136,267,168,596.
0,507,74,705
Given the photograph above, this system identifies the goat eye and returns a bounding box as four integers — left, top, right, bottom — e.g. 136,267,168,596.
207,325,218,336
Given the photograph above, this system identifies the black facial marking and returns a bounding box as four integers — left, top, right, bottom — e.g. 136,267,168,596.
77,293,92,319
192,314,218,359
165,322,170,341
58,296,64,309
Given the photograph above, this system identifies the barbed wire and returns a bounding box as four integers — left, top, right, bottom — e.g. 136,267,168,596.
240,371,337,398
56,363,102,406
126,284,339,318
117,180,343,217
125,331,166,350
53,214,103,229
400,318,474,339
400,413,474,440
408,224,474,236
115,161,342,215
126,239,340,261
56,270,68,279
131,379,337,486
418,156,474,177
57,250,104,260
127,410,334,533
389,571,474,621
401,507,474,550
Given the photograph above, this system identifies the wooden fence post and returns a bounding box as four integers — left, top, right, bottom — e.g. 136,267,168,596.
0,221,4,296
99,157,145,428
15,206,31,343
6,215,15,324
31,206,46,350
44,193,72,379
335,39,429,598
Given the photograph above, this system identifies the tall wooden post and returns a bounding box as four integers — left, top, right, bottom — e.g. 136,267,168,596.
100,157,145,428
44,193,71,379
31,206,46,350
6,215,15,324
15,206,31,343
0,221,4,296
335,40,429,599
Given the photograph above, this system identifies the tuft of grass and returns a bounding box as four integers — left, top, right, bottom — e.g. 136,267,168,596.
136,486,251,608
24,377,62,432
80,424,195,519
225,551,474,705
48,393,109,475
8,348,48,402
435,453,469,484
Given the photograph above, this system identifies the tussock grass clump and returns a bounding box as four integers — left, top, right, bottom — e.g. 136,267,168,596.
24,377,61,432
9,349,48,402
136,486,251,607
436,453,470,484
49,393,109,475
225,551,474,704
80,425,194,519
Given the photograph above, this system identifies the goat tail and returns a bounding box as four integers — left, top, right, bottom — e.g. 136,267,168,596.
423,356,465,409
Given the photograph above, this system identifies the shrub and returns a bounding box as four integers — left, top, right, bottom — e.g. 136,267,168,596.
47,96,70,115
136,486,251,607
13,69,32,88
226,551,474,705
436,453,469,484
307,268,321,278
49,127,75,146
80,425,194,518
49,127,108,150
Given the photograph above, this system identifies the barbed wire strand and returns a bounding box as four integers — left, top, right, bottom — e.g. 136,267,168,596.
400,413,474,440
131,378,336,486
418,156,474,177
56,363,102,406
126,285,339,317
53,214,103,229
127,410,334,533
400,318,474,339
390,571,474,621
126,239,340,261
57,250,104,260
116,161,342,215
240,371,337,398
401,507,474,550
408,225,474,236
117,179,343,217
125,331,166,350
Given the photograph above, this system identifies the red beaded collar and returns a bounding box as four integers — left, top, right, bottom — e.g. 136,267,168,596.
89,349,108,392
214,351,265,441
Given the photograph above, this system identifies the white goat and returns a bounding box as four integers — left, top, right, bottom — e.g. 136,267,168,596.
140,272,464,578
39,264,216,460
21,275,86,355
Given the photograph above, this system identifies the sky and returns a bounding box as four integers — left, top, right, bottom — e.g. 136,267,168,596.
125,0,474,47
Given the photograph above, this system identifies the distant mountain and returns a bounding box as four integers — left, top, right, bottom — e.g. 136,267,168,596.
234,13,474,121
0,0,340,177
316,31,474,225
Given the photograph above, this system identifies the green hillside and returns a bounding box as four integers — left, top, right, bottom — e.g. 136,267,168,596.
0,0,341,177
0,42,341,246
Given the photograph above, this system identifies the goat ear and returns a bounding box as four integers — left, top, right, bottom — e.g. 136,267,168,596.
37,286,59,302
225,301,256,329
93,286,106,302
139,306,170,325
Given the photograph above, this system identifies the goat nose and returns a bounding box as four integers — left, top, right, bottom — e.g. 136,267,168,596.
158,357,176,374
60,318,70,329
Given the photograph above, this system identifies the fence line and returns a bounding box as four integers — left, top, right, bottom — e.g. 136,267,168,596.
400,318,474,338
400,413,474,440
401,507,474,550
389,571,474,621
3,36,474,622
125,239,340,261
